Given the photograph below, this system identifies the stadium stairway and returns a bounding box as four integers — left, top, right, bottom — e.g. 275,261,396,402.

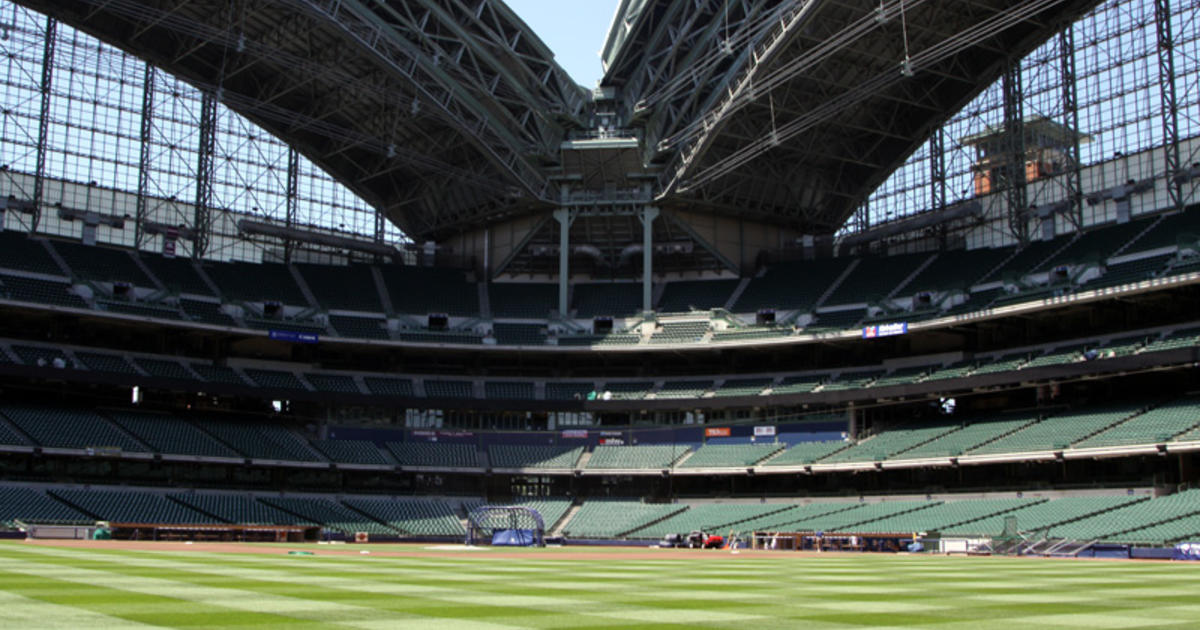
549,502,582,537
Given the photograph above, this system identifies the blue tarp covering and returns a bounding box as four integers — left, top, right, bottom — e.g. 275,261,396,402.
493,529,536,546
1173,542,1200,560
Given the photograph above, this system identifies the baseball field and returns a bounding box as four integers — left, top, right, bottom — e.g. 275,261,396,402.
0,540,1197,629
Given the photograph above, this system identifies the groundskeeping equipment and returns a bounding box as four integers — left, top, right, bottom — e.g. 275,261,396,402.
465,505,546,547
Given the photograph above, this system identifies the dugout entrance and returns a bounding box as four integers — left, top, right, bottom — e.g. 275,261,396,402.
465,506,545,547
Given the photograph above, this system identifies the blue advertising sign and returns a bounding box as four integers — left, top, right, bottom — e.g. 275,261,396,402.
862,322,908,339
269,330,319,344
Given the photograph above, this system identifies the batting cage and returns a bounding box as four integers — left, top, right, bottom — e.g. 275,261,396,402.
465,505,546,547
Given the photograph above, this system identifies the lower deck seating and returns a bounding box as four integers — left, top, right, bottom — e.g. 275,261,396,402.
0,403,148,452
107,411,241,458
344,498,464,536
0,486,88,526
259,496,395,536
49,488,217,524
562,500,685,538
170,493,310,525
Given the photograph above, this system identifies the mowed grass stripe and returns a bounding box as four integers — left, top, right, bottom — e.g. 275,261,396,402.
0,545,511,629
0,581,161,629
0,545,772,628
3,543,1200,629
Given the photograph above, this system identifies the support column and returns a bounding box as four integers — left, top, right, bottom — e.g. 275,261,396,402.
640,206,659,315
1002,59,1028,243
1059,26,1084,229
192,92,217,258
284,148,299,263
31,17,56,233
1156,0,1183,211
553,207,573,317
134,65,156,249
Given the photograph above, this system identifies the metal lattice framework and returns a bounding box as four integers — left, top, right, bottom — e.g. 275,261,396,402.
464,505,546,547
10,0,1103,245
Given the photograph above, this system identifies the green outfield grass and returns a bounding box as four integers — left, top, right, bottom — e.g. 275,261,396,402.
0,541,1198,629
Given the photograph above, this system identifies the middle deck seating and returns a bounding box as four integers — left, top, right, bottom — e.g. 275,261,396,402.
106,410,241,458
487,445,582,469
198,419,321,461
713,378,771,397
969,403,1144,454
653,380,711,399
586,444,689,469
822,422,960,463
484,381,534,400
243,368,307,390
311,439,389,465
1074,396,1200,448
0,403,148,452
297,263,383,312
328,315,391,340
896,412,1041,459
679,443,783,468
761,441,848,466
386,442,478,468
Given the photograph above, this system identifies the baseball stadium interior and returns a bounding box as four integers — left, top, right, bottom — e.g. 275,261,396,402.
1,0,1200,555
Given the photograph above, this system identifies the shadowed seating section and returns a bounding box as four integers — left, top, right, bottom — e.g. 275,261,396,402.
823,370,884,391
772,374,827,395
824,253,931,305
363,377,415,397
711,327,793,342
733,258,852,312
573,283,642,318
904,247,1015,294
258,496,394,535
489,283,556,318
1144,326,1200,352
770,501,940,532
806,309,865,332
871,366,929,388
484,381,534,400
679,444,783,468
487,445,582,469
169,492,311,525
204,261,306,305
51,241,152,285
1024,345,1087,369
75,350,138,374
311,439,389,465
654,380,711,399
968,403,1144,454
657,279,738,313
298,263,382,312
557,332,640,346
328,315,390,340
0,233,62,274
49,488,217,523
713,378,771,397
380,266,478,316
106,410,240,458
0,486,88,526
12,345,69,366
140,255,213,295
0,414,32,446
244,368,307,390
562,500,685,538
189,362,246,385
395,329,483,344
0,275,89,309
0,403,148,452
1035,219,1152,273
305,374,360,394
1083,253,1174,290
586,445,689,469
545,382,595,400
343,497,465,536
972,352,1030,376
425,379,474,398
387,442,478,468
761,441,848,466
198,419,321,461
492,323,546,345
180,299,238,326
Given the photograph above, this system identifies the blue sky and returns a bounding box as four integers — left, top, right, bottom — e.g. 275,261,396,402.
505,0,620,87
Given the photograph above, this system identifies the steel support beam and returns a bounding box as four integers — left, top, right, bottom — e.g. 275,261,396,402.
930,128,946,215
1059,25,1084,229
1156,0,1182,211
134,65,156,249
30,16,55,232
284,147,300,263
1002,59,1028,244
192,92,217,258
